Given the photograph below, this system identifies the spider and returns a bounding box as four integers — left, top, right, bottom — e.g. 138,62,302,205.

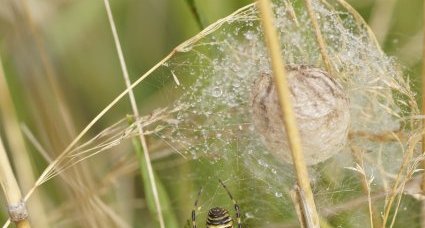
191,179,241,228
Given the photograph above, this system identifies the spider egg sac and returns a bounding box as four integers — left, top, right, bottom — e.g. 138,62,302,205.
250,65,350,165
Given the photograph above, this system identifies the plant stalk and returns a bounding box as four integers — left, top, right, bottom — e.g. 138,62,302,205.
303,0,334,76
2,4,256,227
184,0,204,29
0,135,30,228
421,0,425,226
103,0,165,227
257,0,320,227
130,126,179,228
421,0,425,192
0,47,50,228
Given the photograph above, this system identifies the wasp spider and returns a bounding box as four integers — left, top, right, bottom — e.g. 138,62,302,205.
191,179,241,228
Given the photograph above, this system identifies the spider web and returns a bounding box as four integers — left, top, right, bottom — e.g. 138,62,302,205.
8,0,420,227
143,0,420,226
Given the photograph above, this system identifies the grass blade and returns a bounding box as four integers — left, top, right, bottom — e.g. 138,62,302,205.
130,124,179,228
257,0,320,226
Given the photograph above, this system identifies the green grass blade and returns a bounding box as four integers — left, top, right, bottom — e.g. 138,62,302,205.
184,0,205,29
130,131,179,228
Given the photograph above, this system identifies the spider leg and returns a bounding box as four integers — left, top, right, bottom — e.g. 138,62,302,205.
192,187,203,228
219,179,242,228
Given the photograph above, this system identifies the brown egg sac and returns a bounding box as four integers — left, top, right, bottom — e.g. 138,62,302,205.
250,65,350,165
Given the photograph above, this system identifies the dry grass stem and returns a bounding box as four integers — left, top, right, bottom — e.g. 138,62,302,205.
0,136,29,228
369,0,398,45
283,1,299,26
349,130,404,143
22,125,131,227
421,0,425,224
382,134,421,226
0,55,31,228
347,148,377,228
20,110,173,186
17,0,107,225
103,0,165,226
0,8,257,225
18,0,77,138
0,0,410,228
289,187,306,228
257,0,319,227
390,154,424,227
0,55,49,227
334,0,382,51
421,0,425,191
303,0,334,76
322,191,387,217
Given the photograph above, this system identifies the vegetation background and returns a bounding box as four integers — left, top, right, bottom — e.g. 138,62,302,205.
0,0,423,227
